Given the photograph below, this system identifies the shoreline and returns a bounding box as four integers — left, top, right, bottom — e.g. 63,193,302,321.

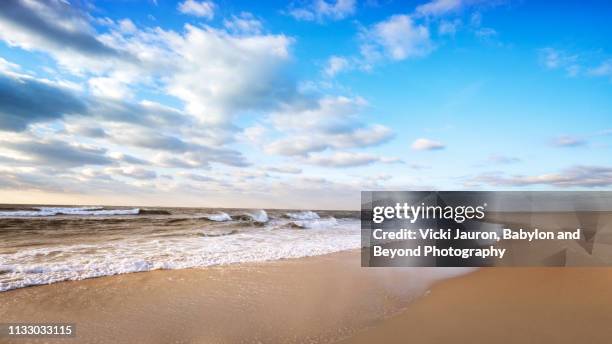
1,250,457,343
3,250,612,343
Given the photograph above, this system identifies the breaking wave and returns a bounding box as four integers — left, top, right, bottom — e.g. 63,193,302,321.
0,207,140,217
285,211,320,220
203,212,232,222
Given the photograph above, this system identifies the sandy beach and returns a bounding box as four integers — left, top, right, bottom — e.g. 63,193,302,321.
0,250,438,344
3,250,612,343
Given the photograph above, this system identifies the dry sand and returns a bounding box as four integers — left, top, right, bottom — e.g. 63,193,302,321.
2,251,612,343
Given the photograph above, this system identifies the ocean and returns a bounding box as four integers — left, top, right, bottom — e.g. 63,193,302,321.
0,205,361,292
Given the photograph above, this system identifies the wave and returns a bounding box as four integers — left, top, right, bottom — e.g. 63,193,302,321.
289,217,338,229
203,212,232,222
0,217,362,292
284,211,320,220
232,210,269,223
0,207,140,217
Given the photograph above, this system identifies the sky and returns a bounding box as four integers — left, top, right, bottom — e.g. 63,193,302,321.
0,0,611,210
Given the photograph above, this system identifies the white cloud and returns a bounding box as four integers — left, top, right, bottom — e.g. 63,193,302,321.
471,166,612,188
265,166,302,174
107,166,157,180
224,12,263,35
415,0,462,17
265,124,393,156
539,48,580,76
0,0,129,75
177,0,215,19
164,25,294,125
0,57,20,73
88,74,134,100
362,15,433,61
303,151,402,167
324,56,350,77
118,19,137,34
552,135,586,147
289,0,356,22
438,19,461,35
263,96,394,156
588,60,612,78
474,27,497,39
411,138,445,151
242,124,268,144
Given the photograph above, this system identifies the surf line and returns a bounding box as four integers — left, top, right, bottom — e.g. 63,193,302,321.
373,245,506,259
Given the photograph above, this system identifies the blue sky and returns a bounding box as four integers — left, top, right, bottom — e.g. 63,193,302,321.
0,0,611,209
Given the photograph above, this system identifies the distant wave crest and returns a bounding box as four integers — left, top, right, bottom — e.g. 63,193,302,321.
0,207,140,217
204,212,232,222
285,211,320,220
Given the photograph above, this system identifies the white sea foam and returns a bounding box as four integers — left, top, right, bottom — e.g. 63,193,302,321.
291,217,337,229
285,211,320,220
246,210,269,223
0,207,140,217
204,212,232,222
0,218,361,292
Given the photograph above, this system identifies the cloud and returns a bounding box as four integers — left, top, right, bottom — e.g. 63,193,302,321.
541,49,612,80
438,19,461,35
324,56,350,77
474,27,497,39
588,59,612,78
415,0,463,17
552,135,587,147
303,152,402,167
0,57,20,73
288,0,356,22
108,166,157,180
264,100,388,157
411,138,445,151
164,25,295,125
152,147,249,169
471,165,612,188
487,154,520,164
361,15,433,62
1,2,297,129
261,96,394,156
265,166,303,174
1,138,113,168
104,127,249,167
109,152,150,165
179,172,216,182
64,124,108,138
266,124,393,156
178,0,215,19
0,0,122,58
0,72,87,131
537,48,602,78
224,12,263,35
88,74,134,100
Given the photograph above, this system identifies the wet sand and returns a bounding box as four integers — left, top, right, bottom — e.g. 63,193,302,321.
2,251,612,343
342,267,612,344
0,251,450,344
